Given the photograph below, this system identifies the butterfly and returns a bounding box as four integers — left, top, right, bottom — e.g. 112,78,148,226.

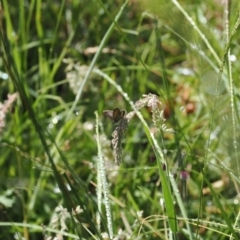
103,108,126,123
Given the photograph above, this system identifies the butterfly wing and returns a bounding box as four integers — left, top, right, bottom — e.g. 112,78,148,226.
104,108,126,123
103,110,113,120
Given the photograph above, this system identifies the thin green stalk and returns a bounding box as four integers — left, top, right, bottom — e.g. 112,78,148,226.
225,3,240,240
67,0,129,120
48,0,65,61
199,4,240,239
172,0,221,66
94,69,178,234
95,112,103,232
95,112,113,239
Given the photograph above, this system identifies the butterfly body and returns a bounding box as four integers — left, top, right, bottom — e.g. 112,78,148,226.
103,108,126,123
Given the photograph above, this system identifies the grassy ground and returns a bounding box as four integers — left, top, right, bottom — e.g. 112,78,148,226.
0,0,240,239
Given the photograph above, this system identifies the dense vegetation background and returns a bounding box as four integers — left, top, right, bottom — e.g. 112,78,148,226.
0,0,240,239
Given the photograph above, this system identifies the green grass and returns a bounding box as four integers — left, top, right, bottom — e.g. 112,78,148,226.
0,0,240,239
